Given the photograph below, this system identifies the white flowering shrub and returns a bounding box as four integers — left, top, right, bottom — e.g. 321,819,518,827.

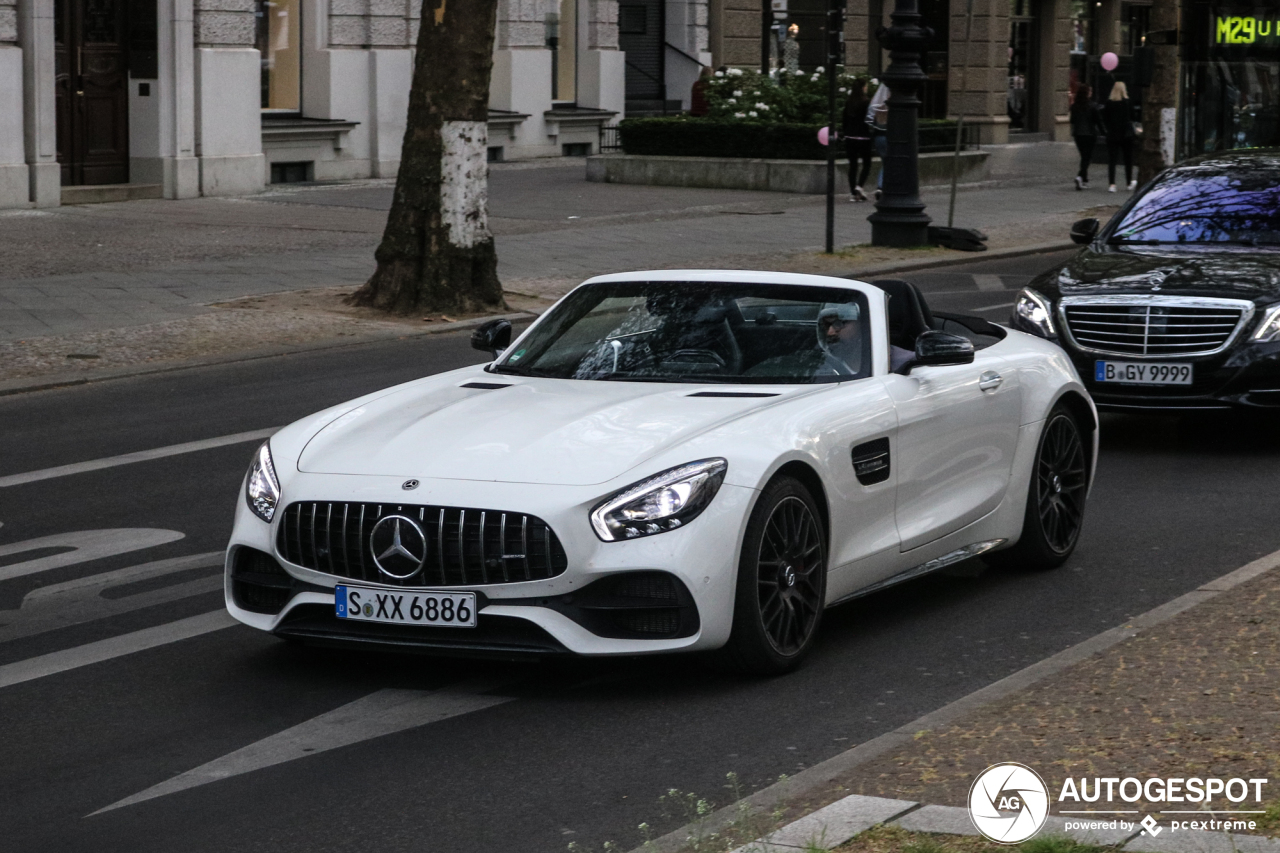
700,67,876,124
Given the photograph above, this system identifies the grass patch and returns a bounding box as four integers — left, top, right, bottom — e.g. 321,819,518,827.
830,825,1116,853
1255,800,1280,837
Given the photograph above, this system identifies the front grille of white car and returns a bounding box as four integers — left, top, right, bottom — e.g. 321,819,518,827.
277,501,568,586
1060,297,1252,357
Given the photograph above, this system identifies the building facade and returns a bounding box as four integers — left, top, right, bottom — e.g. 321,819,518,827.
708,0,1166,144
0,0,709,208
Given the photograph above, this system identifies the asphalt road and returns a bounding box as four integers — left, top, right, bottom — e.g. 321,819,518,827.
4,249,1280,853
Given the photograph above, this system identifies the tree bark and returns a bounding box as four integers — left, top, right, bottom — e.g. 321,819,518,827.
348,0,507,315
1135,0,1180,185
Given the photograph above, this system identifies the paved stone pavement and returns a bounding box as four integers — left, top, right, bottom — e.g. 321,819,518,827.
0,163,1104,342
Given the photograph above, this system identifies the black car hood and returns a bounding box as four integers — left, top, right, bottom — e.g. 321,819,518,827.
1036,244,1280,303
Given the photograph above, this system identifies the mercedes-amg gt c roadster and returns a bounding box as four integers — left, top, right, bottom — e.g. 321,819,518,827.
225,271,1097,673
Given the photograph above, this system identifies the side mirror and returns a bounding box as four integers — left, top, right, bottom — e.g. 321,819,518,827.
1070,217,1100,245
900,330,975,374
471,319,512,358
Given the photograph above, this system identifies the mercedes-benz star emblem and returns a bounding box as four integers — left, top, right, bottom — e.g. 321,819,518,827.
402,479,419,490
369,515,428,579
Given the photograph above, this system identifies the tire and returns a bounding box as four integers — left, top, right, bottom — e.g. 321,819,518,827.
721,476,827,675
990,405,1089,571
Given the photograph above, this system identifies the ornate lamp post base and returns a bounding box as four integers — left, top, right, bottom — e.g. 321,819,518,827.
869,0,932,247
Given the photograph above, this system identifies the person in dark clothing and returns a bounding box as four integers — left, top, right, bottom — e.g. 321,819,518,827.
1103,81,1137,192
689,67,712,117
1069,85,1103,190
842,81,873,202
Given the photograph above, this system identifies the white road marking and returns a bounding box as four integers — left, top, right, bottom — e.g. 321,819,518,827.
0,609,235,691
1,551,224,643
0,529,186,583
90,677,517,815
972,274,1005,292
0,428,278,489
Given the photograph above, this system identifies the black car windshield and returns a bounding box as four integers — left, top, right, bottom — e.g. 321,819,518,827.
1111,166,1280,245
493,281,872,384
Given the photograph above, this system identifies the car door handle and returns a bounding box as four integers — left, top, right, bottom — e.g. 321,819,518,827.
979,370,1003,392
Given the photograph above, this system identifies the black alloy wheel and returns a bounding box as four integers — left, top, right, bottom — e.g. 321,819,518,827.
1036,412,1088,554
722,476,827,674
990,405,1088,570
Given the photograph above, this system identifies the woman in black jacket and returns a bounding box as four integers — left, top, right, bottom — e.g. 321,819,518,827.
1069,85,1103,190
842,81,873,202
1103,81,1137,193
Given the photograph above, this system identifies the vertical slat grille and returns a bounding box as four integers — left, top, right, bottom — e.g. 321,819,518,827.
277,502,569,587
1063,301,1246,356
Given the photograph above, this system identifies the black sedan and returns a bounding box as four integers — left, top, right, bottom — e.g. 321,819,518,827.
1010,149,1280,411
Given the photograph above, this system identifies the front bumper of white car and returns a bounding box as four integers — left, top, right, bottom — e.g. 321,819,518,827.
224,472,757,657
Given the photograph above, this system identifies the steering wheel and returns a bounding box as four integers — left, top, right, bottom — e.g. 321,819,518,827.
659,348,728,373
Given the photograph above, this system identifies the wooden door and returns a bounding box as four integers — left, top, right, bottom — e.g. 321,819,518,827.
55,0,130,185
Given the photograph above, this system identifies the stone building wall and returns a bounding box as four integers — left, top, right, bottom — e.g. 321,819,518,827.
194,0,255,47
587,0,619,50
0,0,16,44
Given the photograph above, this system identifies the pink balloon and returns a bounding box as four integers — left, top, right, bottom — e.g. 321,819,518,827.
1100,51,1119,72
818,126,831,146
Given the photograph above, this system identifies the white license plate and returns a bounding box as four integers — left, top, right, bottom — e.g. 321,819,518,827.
336,585,477,628
1095,361,1193,385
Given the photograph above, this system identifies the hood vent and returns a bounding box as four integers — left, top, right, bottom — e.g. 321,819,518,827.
686,391,780,398
460,382,512,390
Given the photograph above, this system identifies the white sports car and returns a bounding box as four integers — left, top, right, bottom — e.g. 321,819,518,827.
225,271,1096,673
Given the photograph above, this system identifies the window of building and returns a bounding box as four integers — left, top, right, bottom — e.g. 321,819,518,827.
549,0,578,103
1121,3,1151,55
257,0,301,111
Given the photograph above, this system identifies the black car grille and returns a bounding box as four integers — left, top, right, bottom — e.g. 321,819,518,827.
277,502,568,587
1063,302,1246,356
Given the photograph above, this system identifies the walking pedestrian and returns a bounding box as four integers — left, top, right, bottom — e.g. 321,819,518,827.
866,81,890,200
1103,81,1137,193
843,80,873,202
1069,84,1103,190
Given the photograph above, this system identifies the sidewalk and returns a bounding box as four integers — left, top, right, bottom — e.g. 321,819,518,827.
0,164,1117,387
629,551,1280,853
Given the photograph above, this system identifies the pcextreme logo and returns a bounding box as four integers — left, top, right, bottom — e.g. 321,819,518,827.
968,764,1271,844
968,763,1050,844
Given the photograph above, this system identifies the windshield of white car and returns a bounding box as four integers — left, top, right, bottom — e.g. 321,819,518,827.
1110,168,1280,245
492,282,873,384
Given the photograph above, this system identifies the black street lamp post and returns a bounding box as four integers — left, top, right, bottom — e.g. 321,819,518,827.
869,0,932,247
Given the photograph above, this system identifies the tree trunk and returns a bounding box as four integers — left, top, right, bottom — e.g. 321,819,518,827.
348,0,507,316
1135,0,1180,185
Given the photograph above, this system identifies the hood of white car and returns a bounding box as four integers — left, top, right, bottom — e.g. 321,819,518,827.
297,373,815,486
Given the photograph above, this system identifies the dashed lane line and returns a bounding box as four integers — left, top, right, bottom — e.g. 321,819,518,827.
972,274,1006,292
90,677,519,815
0,428,278,489
0,609,235,691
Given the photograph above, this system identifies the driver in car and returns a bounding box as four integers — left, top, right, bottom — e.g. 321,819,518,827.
818,304,914,374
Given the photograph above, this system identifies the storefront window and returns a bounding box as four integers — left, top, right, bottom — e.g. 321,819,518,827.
1008,0,1037,130
256,0,300,111
1069,0,1095,56
1121,3,1151,55
1180,3,1280,157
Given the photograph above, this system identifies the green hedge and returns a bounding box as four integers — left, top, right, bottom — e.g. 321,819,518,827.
618,117,964,160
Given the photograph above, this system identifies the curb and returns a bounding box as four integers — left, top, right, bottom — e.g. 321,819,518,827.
0,311,537,398
0,242,1076,399
724,795,1280,853
629,545,1280,853
842,240,1076,280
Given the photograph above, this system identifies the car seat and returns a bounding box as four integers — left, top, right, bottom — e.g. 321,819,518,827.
871,279,934,352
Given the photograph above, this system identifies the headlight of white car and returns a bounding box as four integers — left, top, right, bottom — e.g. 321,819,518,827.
590,458,728,541
1252,304,1280,343
245,441,281,522
1014,288,1056,337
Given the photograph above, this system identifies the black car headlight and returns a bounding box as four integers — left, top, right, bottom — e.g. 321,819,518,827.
590,459,727,542
1013,288,1056,338
245,441,281,522
1252,305,1280,343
